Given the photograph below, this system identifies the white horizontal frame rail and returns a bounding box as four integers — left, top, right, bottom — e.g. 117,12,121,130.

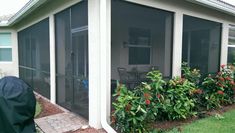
228,45,235,48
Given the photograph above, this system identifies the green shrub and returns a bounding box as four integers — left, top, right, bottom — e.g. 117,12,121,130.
112,64,235,132
218,65,235,103
161,77,197,120
143,70,166,120
112,84,153,133
182,62,201,85
112,71,165,132
202,65,235,109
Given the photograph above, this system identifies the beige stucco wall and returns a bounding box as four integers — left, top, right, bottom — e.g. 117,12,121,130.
0,28,18,77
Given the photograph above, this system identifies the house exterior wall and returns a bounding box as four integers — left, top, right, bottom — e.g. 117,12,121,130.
0,0,235,130
0,28,18,77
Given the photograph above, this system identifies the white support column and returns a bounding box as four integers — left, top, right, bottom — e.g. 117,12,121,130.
220,22,229,66
100,0,112,123
49,15,56,104
88,0,102,128
172,12,183,77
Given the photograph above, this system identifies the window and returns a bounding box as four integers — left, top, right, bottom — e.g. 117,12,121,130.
227,25,235,64
128,28,151,65
182,15,221,75
0,33,12,61
111,0,173,78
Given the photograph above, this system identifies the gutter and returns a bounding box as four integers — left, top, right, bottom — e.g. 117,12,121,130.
186,0,235,17
100,0,116,132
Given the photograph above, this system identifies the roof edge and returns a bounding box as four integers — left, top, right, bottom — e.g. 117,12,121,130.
4,0,48,27
1,0,235,27
186,0,235,17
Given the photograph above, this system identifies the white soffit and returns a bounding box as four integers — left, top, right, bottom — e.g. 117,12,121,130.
186,0,235,17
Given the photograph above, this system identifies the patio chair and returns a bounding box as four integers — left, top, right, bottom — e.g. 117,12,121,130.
150,66,159,71
117,67,138,89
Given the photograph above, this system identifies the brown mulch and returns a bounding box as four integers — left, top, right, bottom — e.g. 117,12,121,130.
153,104,235,130
36,97,64,118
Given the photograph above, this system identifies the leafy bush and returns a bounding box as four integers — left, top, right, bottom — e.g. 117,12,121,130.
182,62,201,85
202,65,235,109
161,77,197,120
112,71,165,132
112,64,235,132
112,84,153,133
142,71,166,120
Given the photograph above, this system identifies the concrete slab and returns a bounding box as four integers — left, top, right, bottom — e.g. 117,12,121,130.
35,112,88,133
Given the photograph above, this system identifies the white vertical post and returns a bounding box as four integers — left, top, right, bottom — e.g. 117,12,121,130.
13,30,19,77
100,0,111,123
172,12,183,77
88,0,102,128
49,15,56,104
220,22,229,66
100,0,116,132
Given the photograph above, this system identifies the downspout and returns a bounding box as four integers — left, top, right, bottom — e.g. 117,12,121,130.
100,0,116,132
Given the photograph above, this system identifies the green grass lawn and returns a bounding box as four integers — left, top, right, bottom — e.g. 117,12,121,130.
166,109,235,133
35,101,42,118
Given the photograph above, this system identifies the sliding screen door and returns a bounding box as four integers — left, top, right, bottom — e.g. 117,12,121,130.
55,1,89,119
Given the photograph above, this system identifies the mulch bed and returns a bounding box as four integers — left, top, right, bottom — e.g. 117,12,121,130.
153,104,235,131
36,97,64,118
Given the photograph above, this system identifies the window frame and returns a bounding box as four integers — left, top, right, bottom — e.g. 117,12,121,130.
127,27,152,65
227,25,235,64
228,25,235,48
0,33,12,62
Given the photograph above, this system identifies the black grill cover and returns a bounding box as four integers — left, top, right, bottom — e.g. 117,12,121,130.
0,76,36,133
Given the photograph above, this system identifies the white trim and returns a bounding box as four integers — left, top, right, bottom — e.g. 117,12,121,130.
186,0,235,17
0,46,12,48
221,22,229,66
172,12,183,77
88,0,101,128
100,0,116,132
0,61,13,64
228,45,235,48
49,15,56,104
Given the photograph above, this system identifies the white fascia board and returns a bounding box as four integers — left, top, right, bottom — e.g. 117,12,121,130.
5,0,48,27
186,0,235,16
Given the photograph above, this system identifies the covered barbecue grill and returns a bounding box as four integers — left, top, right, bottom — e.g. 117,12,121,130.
0,76,36,133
